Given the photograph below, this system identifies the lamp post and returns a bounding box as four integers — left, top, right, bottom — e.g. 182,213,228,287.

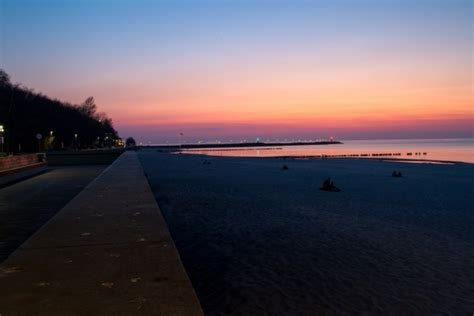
49,130,54,150
0,125,4,154
36,133,42,152
74,133,78,150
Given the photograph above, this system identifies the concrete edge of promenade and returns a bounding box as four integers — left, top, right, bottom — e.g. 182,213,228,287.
0,165,48,188
46,149,124,166
0,151,204,315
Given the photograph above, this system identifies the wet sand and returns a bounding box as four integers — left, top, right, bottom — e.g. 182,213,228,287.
139,149,474,315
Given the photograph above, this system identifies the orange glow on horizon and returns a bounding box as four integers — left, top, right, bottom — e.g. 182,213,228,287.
3,0,471,141
85,55,471,135
108,82,472,131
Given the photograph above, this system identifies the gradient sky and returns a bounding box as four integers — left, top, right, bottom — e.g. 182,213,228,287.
1,0,472,143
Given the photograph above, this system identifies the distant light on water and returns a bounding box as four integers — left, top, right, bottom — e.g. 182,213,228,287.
181,138,474,164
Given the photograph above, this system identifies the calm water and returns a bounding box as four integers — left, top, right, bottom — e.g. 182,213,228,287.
183,138,474,163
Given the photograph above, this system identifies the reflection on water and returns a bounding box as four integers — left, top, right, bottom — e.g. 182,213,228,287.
182,138,474,163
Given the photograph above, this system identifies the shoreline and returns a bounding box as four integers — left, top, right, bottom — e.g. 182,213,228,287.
278,156,469,165
175,151,472,165
144,138,474,164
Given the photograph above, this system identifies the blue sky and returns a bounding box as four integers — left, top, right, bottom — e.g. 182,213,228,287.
1,0,472,142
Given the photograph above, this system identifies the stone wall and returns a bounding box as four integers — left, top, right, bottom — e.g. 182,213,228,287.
0,154,40,171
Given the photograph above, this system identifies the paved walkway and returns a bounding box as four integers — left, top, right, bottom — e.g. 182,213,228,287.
0,151,203,315
0,165,106,262
0,164,47,188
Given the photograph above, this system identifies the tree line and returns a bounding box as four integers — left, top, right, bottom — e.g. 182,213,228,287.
0,69,119,153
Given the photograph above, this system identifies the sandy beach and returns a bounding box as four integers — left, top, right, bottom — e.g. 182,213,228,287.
139,149,474,315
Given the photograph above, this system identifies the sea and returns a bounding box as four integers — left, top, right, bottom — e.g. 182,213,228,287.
182,138,474,163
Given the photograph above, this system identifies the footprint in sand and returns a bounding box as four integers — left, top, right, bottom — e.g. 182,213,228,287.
36,282,50,287
101,282,114,288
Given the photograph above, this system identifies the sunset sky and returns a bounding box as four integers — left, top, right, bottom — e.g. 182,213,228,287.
1,0,472,143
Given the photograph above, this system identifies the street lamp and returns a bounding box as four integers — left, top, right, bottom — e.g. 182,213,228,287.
0,125,4,154
74,133,78,149
50,130,53,136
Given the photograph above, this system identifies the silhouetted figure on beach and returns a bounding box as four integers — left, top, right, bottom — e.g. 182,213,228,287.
392,171,403,177
203,160,211,165
282,164,289,170
320,177,340,192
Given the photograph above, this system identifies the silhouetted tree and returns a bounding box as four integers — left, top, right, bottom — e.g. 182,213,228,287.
0,69,119,153
0,69,10,86
126,137,136,147
77,96,97,117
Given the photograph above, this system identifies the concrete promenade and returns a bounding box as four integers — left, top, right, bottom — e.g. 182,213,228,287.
0,165,48,188
0,151,203,315
0,165,105,262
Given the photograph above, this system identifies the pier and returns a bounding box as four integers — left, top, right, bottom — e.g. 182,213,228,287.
153,140,343,149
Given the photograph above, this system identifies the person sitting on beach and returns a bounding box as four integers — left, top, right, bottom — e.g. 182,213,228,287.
392,171,403,177
320,177,340,192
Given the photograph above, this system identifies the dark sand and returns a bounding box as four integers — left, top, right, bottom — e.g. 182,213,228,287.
0,165,106,262
139,149,474,315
